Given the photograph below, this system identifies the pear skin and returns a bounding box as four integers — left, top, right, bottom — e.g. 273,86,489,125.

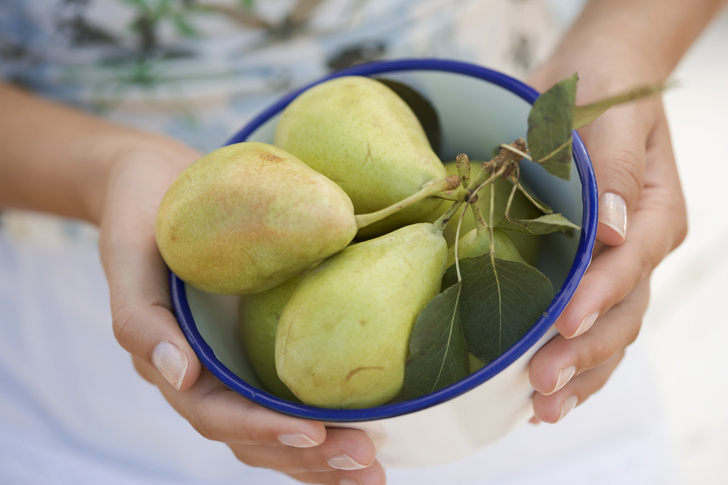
447,227,526,267
156,142,358,295
239,271,308,401
274,76,447,237
275,223,448,408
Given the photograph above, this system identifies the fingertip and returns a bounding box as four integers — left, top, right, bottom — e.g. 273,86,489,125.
597,193,627,245
278,432,323,448
279,422,328,449
566,311,599,339
151,340,201,391
532,393,578,424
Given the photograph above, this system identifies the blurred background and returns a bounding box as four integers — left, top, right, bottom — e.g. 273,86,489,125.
643,6,728,484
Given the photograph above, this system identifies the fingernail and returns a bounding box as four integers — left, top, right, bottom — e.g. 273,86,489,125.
328,453,369,470
152,341,188,391
572,311,599,338
278,432,319,448
340,479,362,485
598,192,627,242
546,365,576,395
558,395,579,421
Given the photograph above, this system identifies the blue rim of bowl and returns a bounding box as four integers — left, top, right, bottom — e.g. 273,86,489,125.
170,58,598,422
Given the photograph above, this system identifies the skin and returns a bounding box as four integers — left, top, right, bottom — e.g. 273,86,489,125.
0,1,724,483
523,0,726,425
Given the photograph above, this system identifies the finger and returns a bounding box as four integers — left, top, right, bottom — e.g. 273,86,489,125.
136,357,380,479
578,101,653,246
530,278,650,396
133,357,328,448
288,459,387,485
532,349,625,424
100,156,202,391
231,428,377,474
555,113,686,338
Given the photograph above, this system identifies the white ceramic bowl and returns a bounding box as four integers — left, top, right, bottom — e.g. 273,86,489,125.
170,59,597,469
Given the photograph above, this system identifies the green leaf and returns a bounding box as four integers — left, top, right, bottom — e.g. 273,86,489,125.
400,282,470,400
443,256,553,363
497,213,580,235
573,81,672,130
527,73,577,181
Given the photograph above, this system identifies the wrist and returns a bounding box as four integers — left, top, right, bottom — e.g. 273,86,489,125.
529,36,664,102
530,0,725,98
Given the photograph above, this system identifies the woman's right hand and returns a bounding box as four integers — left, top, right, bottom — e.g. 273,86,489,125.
95,132,385,485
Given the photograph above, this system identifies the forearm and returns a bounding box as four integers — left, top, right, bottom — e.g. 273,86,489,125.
0,82,170,225
532,0,726,91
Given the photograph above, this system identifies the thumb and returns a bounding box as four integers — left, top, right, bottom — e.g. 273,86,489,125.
102,228,202,392
580,106,650,246
99,163,202,392
579,104,651,246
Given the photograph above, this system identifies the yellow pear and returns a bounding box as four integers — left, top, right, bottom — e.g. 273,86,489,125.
156,142,358,295
275,223,448,408
274,76,448,237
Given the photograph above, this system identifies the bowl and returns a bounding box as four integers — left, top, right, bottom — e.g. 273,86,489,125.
170,58,597,468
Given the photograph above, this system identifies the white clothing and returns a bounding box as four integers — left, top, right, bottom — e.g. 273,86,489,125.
0,0,675,483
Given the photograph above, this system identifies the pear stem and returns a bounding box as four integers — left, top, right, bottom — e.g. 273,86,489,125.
512,176,553,215
498,143,531,161
469,166,508,204
435,186,468,202
470,202,488,230
354,175,461,229
452,199,471,283
433,200,464,232
455,153,471,188
465,138,526,193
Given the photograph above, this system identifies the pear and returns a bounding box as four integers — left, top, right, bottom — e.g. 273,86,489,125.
469,352,487,373
239,271,309,401
274,76,448,237
156,142,358,295
447,227,526,267
275,222,448,408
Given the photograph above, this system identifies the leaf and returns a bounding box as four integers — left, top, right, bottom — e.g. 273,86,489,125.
527,73,577,181
443,256,553,363
497,213,580,235
573,81,673,130
400,282,470,400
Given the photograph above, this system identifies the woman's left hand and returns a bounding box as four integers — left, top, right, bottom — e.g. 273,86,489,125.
525,59,688,423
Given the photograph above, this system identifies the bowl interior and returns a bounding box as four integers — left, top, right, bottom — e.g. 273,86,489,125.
171,59,597,422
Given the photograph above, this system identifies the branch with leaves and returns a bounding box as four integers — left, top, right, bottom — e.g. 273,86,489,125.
397,73,670,399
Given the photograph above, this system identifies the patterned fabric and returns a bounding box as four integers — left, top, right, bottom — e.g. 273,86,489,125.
0,0,565,148
0,0,565,243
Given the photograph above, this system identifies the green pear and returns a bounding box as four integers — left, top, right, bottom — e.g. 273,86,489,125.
238,271,308,401
156,142,358,295
439,160,542,265
275,222,448,408
274,76,448,237
468,352,487,373
447,227,526,267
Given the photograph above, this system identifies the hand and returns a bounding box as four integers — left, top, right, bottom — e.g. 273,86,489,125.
96,133,384,484
524,47,688,423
